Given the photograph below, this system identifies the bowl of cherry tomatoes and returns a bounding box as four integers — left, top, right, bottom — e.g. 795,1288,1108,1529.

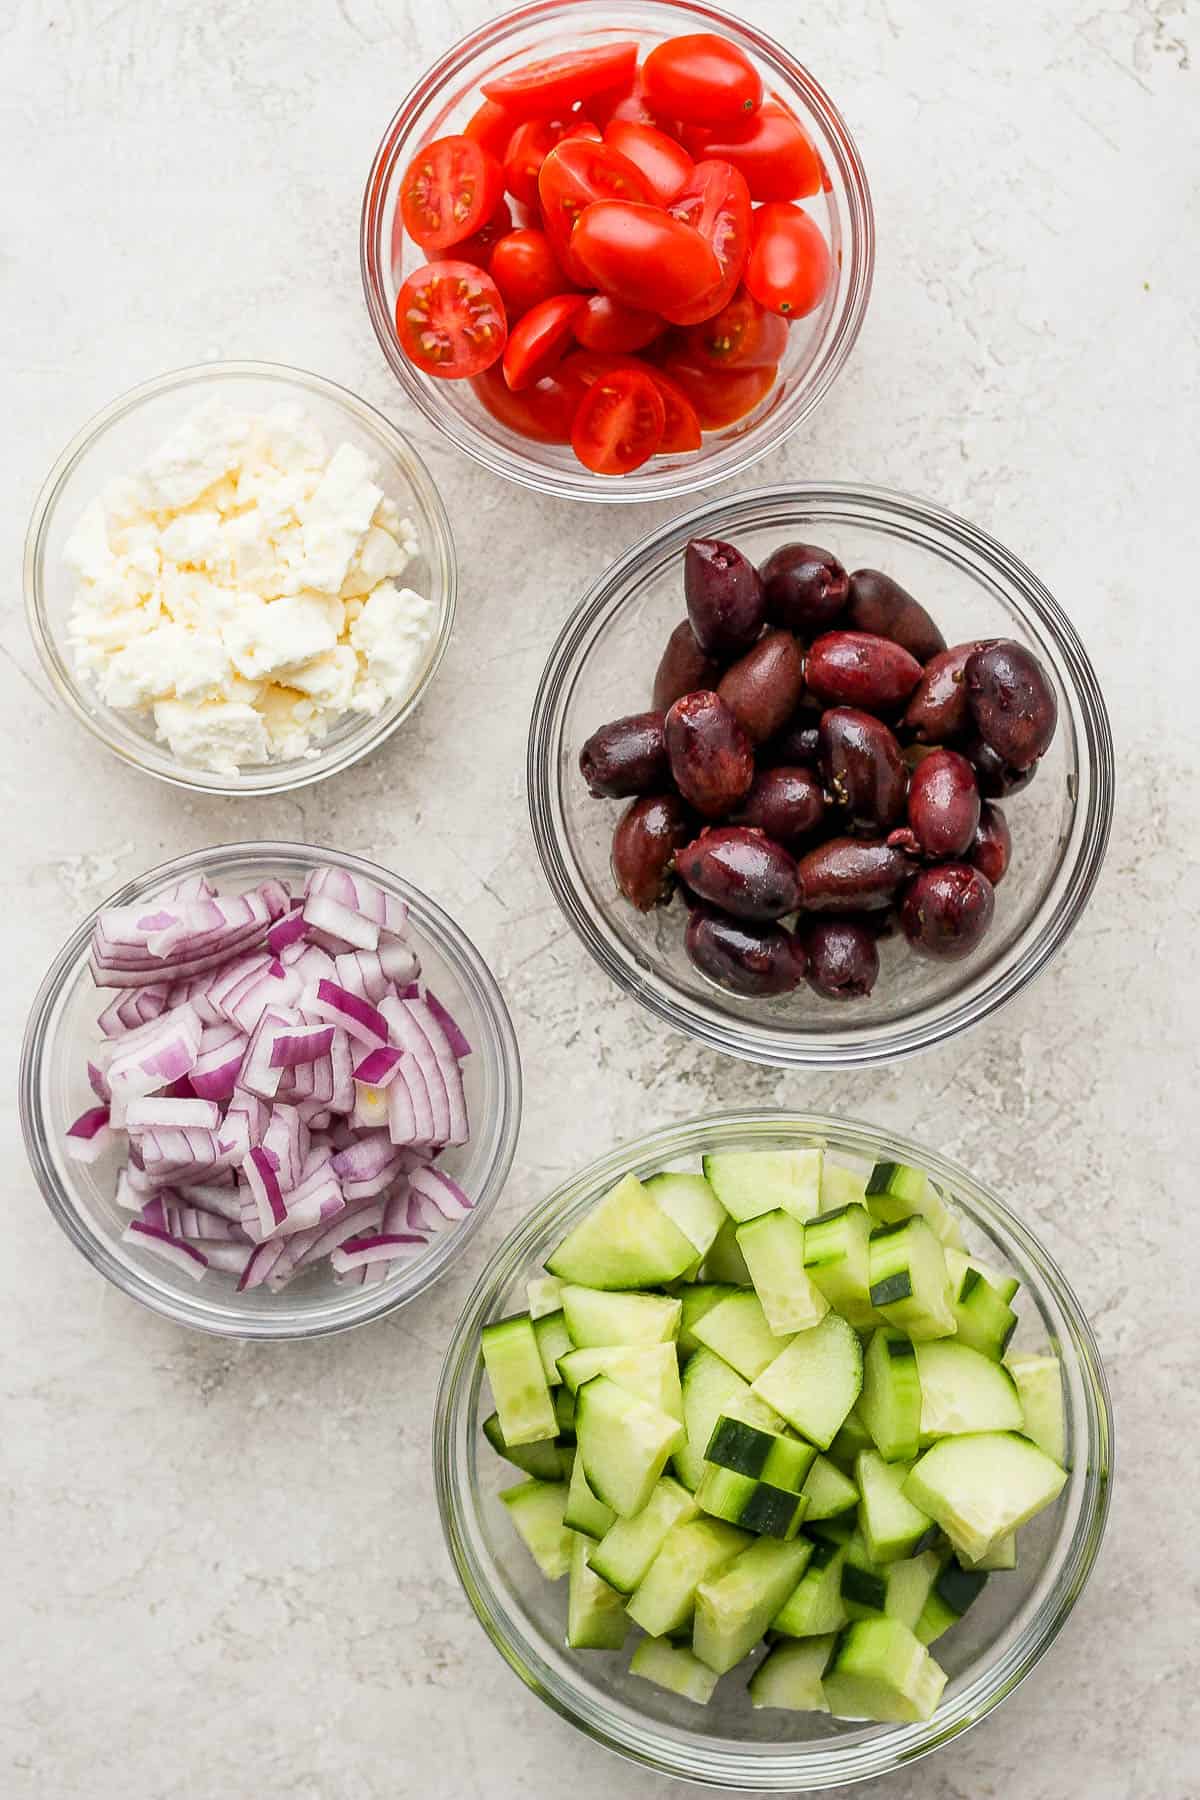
361,0,873,501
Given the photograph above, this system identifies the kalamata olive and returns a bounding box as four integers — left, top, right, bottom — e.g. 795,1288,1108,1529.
805,632,923,713
579,710,668,797
969,802,1012,886
967,735,1038,798
965,640,1058,770
685,906,807,997
846,569,947,662
763,718,821,768
664,690,755,818
612,794,692,911
801,917,880,1000
653,619,721,713
684,538,766,657
904,640,994,743
795,836,915,912
900,863,995,959
759,542,849,635
717,629,806,743
819,708,908,833
906,748,981,858
677,826,800,922
731,766,826,846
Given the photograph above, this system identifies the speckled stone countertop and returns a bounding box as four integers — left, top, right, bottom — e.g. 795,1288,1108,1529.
2,2,1195,1797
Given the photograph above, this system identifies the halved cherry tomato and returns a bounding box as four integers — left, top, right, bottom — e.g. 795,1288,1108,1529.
642,34,762,125
645,368,703,451
502,293,588,390
660,352,775,427
573,294,666,353
572,202,721,322
682,102,822,203
395,260,507,378
490,227,575,317
452,198,514,267
503,117,600,209
744,202,831,318
400,135,504,252
666,158,752,325
589,75,658,132
571,365,666,473
604,120,693,205
483,42,639,121
682,288,788,370
465,97,520,163
471,361,574,443
538,138,654,281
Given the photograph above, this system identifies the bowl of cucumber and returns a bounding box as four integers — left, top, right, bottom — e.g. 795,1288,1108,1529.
435,1111,1112,1790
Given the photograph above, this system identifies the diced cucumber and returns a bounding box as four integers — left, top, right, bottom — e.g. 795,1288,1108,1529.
546,1173,697,1289
771,1534,847,1637
828,1406,873,1472
821,1161,869,1214
560,1284,681,1348
736,1210,830,1335
557,1343,682,1421
500,1479,573,1580
625,1517,751,1637
675,1348,749,1491
702,1214,752,1284
527,1274,564,1319
554,1384,576,1441
482,1412,570,1481
859,1327,922,1462
947,1260,1018,1360
533,1309,571,1385
904,1430,1068,1562
946,1245,1020,1305
705,1415,816,1494
800,1454,859,1521
883,1548,945,1630
856,1450,935,1563
1006,1353,1066,1464
868,1217,957,1340
692,1290,794,1381
693,1537,813,1673
564,1448,616,1540
822,1617,947,1723
677,1283,738,1357
575,1375,684,1519
645,1172,726,1270
702,1149,823,1224
803,1203,880,1329
915,1339,1024,1439
840,1531,890,1619
865,1162,965,1251
587,1477,698,1593
915,1560,987,1645
695,1464,808,1540
751,1312,863,1450
482,1314,558,1447
959,1532,1017,1572
566,1531,628,1649
629,1635,718,1704
749,1635,834,1710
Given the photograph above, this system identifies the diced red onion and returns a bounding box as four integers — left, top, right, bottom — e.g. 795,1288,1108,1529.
237,1237,287,1291
97,984,171,1038
66,1105,115,1165
381,999,449,1142
123,1220,208,1280
424,989,473,1060
405,997,469,1145
170,1179,244,1222
268,1022,335,1068
303,979,388,1050
267,909,309,955
126,1096,221,1131
303,893,380,954
353,1046,403,1087
198,1241,258,1277
409,1165,473,1222
86,1059,112,1103
329,1232,424,1273
241,1145,288,1239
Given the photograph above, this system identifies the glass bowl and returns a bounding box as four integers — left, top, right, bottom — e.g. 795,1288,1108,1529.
24,361,457,796
360,0,873,503
436,1109,1113,1790
19,843,521,1339
528,484,1114,1066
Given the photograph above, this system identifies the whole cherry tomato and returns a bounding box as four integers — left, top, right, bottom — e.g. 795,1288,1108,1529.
682,288,788,370
682,102,822,202
503,117,600,209
666,158,752,325
571,364,666,474
538,138,654,280
643,33,763,125
452,198,514,267
464,97,519,163
660,351,775,426
483,42,639,120
489,228,575,317
400,135,504,252
744,202,832,318
604,120,693,204
573,294,666,352
572,201,721,321
395,261,507,378
502,293,588,390
471,361,574,443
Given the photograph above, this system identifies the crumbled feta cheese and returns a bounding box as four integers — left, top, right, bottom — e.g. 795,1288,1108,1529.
153,697,271,774
349,582,439,715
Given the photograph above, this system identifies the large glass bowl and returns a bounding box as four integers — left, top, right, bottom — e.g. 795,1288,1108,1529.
528,484,1114,1066
360,0,873,503
436,1109,1113,1790
19,843,521,1339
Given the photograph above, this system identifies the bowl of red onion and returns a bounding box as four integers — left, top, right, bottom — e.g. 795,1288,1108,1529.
19,843,521,1337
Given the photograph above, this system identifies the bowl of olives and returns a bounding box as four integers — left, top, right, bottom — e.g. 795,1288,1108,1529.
528,484,1113,1067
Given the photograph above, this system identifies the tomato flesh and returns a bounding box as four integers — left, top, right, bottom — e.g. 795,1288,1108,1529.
503,117,600,209
502,293,587,390
464,98,520,163
604,120,693,205
572,201,721,321
744,202,832,318
571,365,666,473
683,101,822,203
646,369,703,451
471,361,574,443
452,198,514,267
489,227,575,317
573,293,665,352
538,138,654,281
643,33,762,125
395,260,507,378
401,135,504,252
666,158,752,325
683,288,788,370
483,42,639,121
660,352,774,427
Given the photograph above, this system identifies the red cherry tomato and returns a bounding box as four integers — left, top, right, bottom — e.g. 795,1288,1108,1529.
452,198,514,267
572,202,721,322
503,117,600,209
464,98,520,163
590,78,658,132
666,158,752,325
603,120,693,205
400,135,504,253
682,288,788,370
571,365,666,474
471,361,574,443
682,102,822,203
660,352,775,427
490,227,575,317
645,368,703,452
744,202,832,318
395,261,507,378
483,42,639,121
538,138,654,280
642,34,763,125
502,293,588,390
573,294,666,352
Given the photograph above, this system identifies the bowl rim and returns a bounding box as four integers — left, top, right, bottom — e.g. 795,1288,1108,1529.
359,0,875,504
527,480,1116,1067
23,358,458,797
18,840,522,1340
434,1106,1114,1789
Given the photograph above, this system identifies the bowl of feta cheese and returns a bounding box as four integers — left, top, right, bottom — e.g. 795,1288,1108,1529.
24,362,456,793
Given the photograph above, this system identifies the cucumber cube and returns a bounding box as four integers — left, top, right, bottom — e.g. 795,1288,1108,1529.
626,1517,751,1637
563,1448,616,1540
588,1477,698,1594
546,1173,697,1289
482,1313,558,1447
533,1309,571,1385
702,1149,823,1223
1005,1353,1066,1464
803,1202,880,1329
482,1412,569,1481
645,1171,726,1269
629,1636,718,1704
675,1347,750,1492
822,1617,948,1723
691,1290,794,1381
915,1339,1024,1439
560,1284,682,1348
915,1560,988,1645
882,1547,945,1630
771,1535,847,1638
500,1479,573,1580
737,1210,830,1335
859,1327,922,1462
702,1214,752,1284
677,1283,738,1357
751,1312,863,1450
567,1532,628,1650
557,1343,682,1421
693,1536,814,1673
749,1635,835,1711
820,1162,869,1213
868,1217,957,1340
576,1375,684,1519
903,1430,1067,1562
800,1453,860,1521
856,1450,935,1563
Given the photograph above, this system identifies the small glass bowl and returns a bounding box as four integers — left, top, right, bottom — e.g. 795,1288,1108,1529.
436,1109,1113,1790
528,484,1114,1067
360,0,873,503
24,361,457,796
19,843,521,1339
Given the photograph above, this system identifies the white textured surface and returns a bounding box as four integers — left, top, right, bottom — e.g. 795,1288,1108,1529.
2,2,1196,1797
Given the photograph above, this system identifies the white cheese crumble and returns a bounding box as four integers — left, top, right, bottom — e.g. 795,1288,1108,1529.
65,399,437,775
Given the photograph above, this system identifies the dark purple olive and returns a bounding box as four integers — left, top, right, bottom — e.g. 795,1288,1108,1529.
685,906,807,997
677,826,800,922
819,708,908,833
759,542,849,635
846,569,947,663
965,640,1058,770
612,794,692,911
904,640,994,743
967,735,1038,798
906,748,981,858
763,718,821,768
684,538,766,657
805,632,923,713
970,803,1012,886
900,863,995,959
731,766,826,846
664,690,755,818
579,710,668,798
801,917,880,1000
717,630,806,744
795,836,915,912
653,619,721,713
